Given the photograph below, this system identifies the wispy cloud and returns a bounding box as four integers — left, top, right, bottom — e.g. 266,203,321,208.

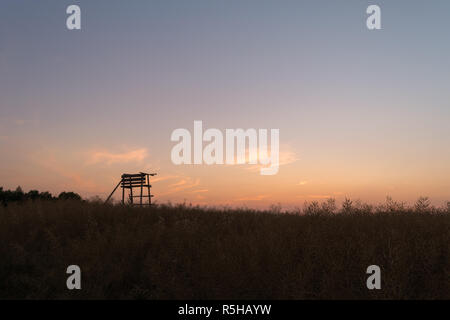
190,189,209,194
234,194,270,202
169,179,189,188
150,175,179,183
86,148,148,166
32,152,102,193
306,195,332,199
245,144,299,172
158,177,201,196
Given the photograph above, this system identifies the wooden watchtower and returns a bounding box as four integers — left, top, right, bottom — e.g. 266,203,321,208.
105,172,157,205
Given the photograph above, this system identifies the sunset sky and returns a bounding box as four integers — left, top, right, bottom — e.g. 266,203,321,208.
1,0,449,208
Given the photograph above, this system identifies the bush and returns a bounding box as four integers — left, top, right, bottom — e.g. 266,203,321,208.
57,192,82,201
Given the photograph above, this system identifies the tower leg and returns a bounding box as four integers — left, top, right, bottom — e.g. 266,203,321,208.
130,187,133,205
140,182,143,205
147,185,151,205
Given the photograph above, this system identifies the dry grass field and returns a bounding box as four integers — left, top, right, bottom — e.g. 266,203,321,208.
0,199,449,299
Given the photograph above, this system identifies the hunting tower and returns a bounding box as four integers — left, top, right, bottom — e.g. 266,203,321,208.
105,172,157,205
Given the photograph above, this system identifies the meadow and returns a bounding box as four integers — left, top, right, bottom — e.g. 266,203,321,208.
0,198,449,299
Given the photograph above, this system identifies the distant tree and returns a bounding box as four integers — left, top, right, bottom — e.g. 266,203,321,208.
26,190,40,200
414,196,431,213
321,198,337,214
0,187,66,205
39,191,54,201
14,186,25,202
385,196,406,212
342,198,353,214
304,201,321,215
269,203,282,214
58,192,82,201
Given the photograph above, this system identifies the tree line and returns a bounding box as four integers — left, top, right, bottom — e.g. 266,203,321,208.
0,186,82,205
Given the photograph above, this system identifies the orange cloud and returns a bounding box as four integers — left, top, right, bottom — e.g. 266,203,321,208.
86,148,148,165
159,177,201,196
234,194,270,202
245,144,299,172
32,152,102,194
305,195,332,199
190,189,209,194
150,175,179,183
169,179,189,187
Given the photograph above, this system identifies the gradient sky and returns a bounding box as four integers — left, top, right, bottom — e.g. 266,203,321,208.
1,0,449,208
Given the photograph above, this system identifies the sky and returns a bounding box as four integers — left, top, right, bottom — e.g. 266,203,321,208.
1,0,449,208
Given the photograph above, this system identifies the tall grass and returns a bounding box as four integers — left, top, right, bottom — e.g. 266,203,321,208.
0,200,449,299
